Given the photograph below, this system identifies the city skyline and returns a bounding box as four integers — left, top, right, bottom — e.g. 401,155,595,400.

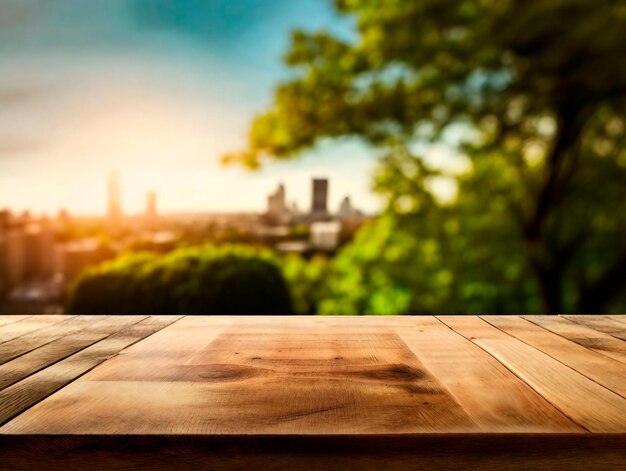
1,168,374,218
0,0,381,215
1,169,372,314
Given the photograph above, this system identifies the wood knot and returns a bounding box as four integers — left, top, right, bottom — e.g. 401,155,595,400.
349,364,425,382
196,364,261,381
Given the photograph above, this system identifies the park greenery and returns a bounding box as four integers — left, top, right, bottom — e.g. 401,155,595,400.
69,0,626,315
225,0,626,314
67,246,293,315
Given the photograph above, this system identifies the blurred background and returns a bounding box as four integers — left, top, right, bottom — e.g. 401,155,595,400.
1,0,625,315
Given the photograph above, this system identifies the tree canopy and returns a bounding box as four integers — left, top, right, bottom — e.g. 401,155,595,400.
227,0,626,313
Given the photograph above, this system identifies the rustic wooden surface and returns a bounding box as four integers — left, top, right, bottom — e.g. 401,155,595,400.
0,315,624,470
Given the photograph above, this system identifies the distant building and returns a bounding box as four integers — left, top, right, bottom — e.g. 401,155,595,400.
267,183,288,222
107,172,122,226
130,231,176,252
290,201,300,216
0,219,57,293
275,240,313,255
0,210,12,227
146,191,158,222
311,178,329,217
54,239,108,281
310,221,342,251
56,208,71,227
23,223,55,278
338,196,360,219
19,210,32,225
3,229,26,288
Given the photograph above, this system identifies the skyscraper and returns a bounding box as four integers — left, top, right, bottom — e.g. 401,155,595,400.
311,178,328,216
338,195,358,219
107,172,122,226
146,191,157,221
267,183,287,218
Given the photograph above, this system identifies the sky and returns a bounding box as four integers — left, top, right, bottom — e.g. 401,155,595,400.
0,0,383,216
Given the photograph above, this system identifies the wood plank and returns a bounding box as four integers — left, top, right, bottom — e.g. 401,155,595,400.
0,316,180,427
0,316,147,391
0,316,31,328
1,434,624,471
1,316,479,434
524,315,626,364
0,315,105,365
395,317,581,432
482,316,626,398
0,315,625,470
439,316,626,432
0,316,71,345
71,315,234,381
564,315,626,341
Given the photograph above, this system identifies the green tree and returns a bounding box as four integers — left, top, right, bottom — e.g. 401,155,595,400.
227,0,626,313
282,254,330,314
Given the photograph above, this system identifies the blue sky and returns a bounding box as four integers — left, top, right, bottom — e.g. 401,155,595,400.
0,0,381,215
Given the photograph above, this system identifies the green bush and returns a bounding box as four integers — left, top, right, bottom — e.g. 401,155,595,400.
281,254,330,315
67,245,293,315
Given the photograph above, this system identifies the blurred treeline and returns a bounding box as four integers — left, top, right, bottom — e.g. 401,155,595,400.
224,0,626,314
70,0,626,315
68,246,293,315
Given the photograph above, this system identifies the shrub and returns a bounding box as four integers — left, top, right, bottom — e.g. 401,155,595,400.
67,245,293,315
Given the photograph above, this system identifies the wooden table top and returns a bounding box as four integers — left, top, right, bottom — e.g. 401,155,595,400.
0,314,625,469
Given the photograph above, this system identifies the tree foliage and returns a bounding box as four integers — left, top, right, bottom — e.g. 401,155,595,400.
282,254,330,314
228,0,626,313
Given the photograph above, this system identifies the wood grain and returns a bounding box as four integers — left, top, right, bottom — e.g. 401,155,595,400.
396,317,581,432
0,316,180,427
564,315,626,341
483,316,626,398
439,315,626,432
524,315,626,364
0,316,146,390
0,315,104,365
2,316,478,434
0,315,31,329
0,316,71,345
0,315,625,470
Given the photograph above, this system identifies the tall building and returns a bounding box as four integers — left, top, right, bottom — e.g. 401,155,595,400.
311,178,328,216
267,183,287,219
146,191,158,221
107,172,122,226
338,196,360,219
4,228,25,288
23,223,55,278
0,212,57,296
